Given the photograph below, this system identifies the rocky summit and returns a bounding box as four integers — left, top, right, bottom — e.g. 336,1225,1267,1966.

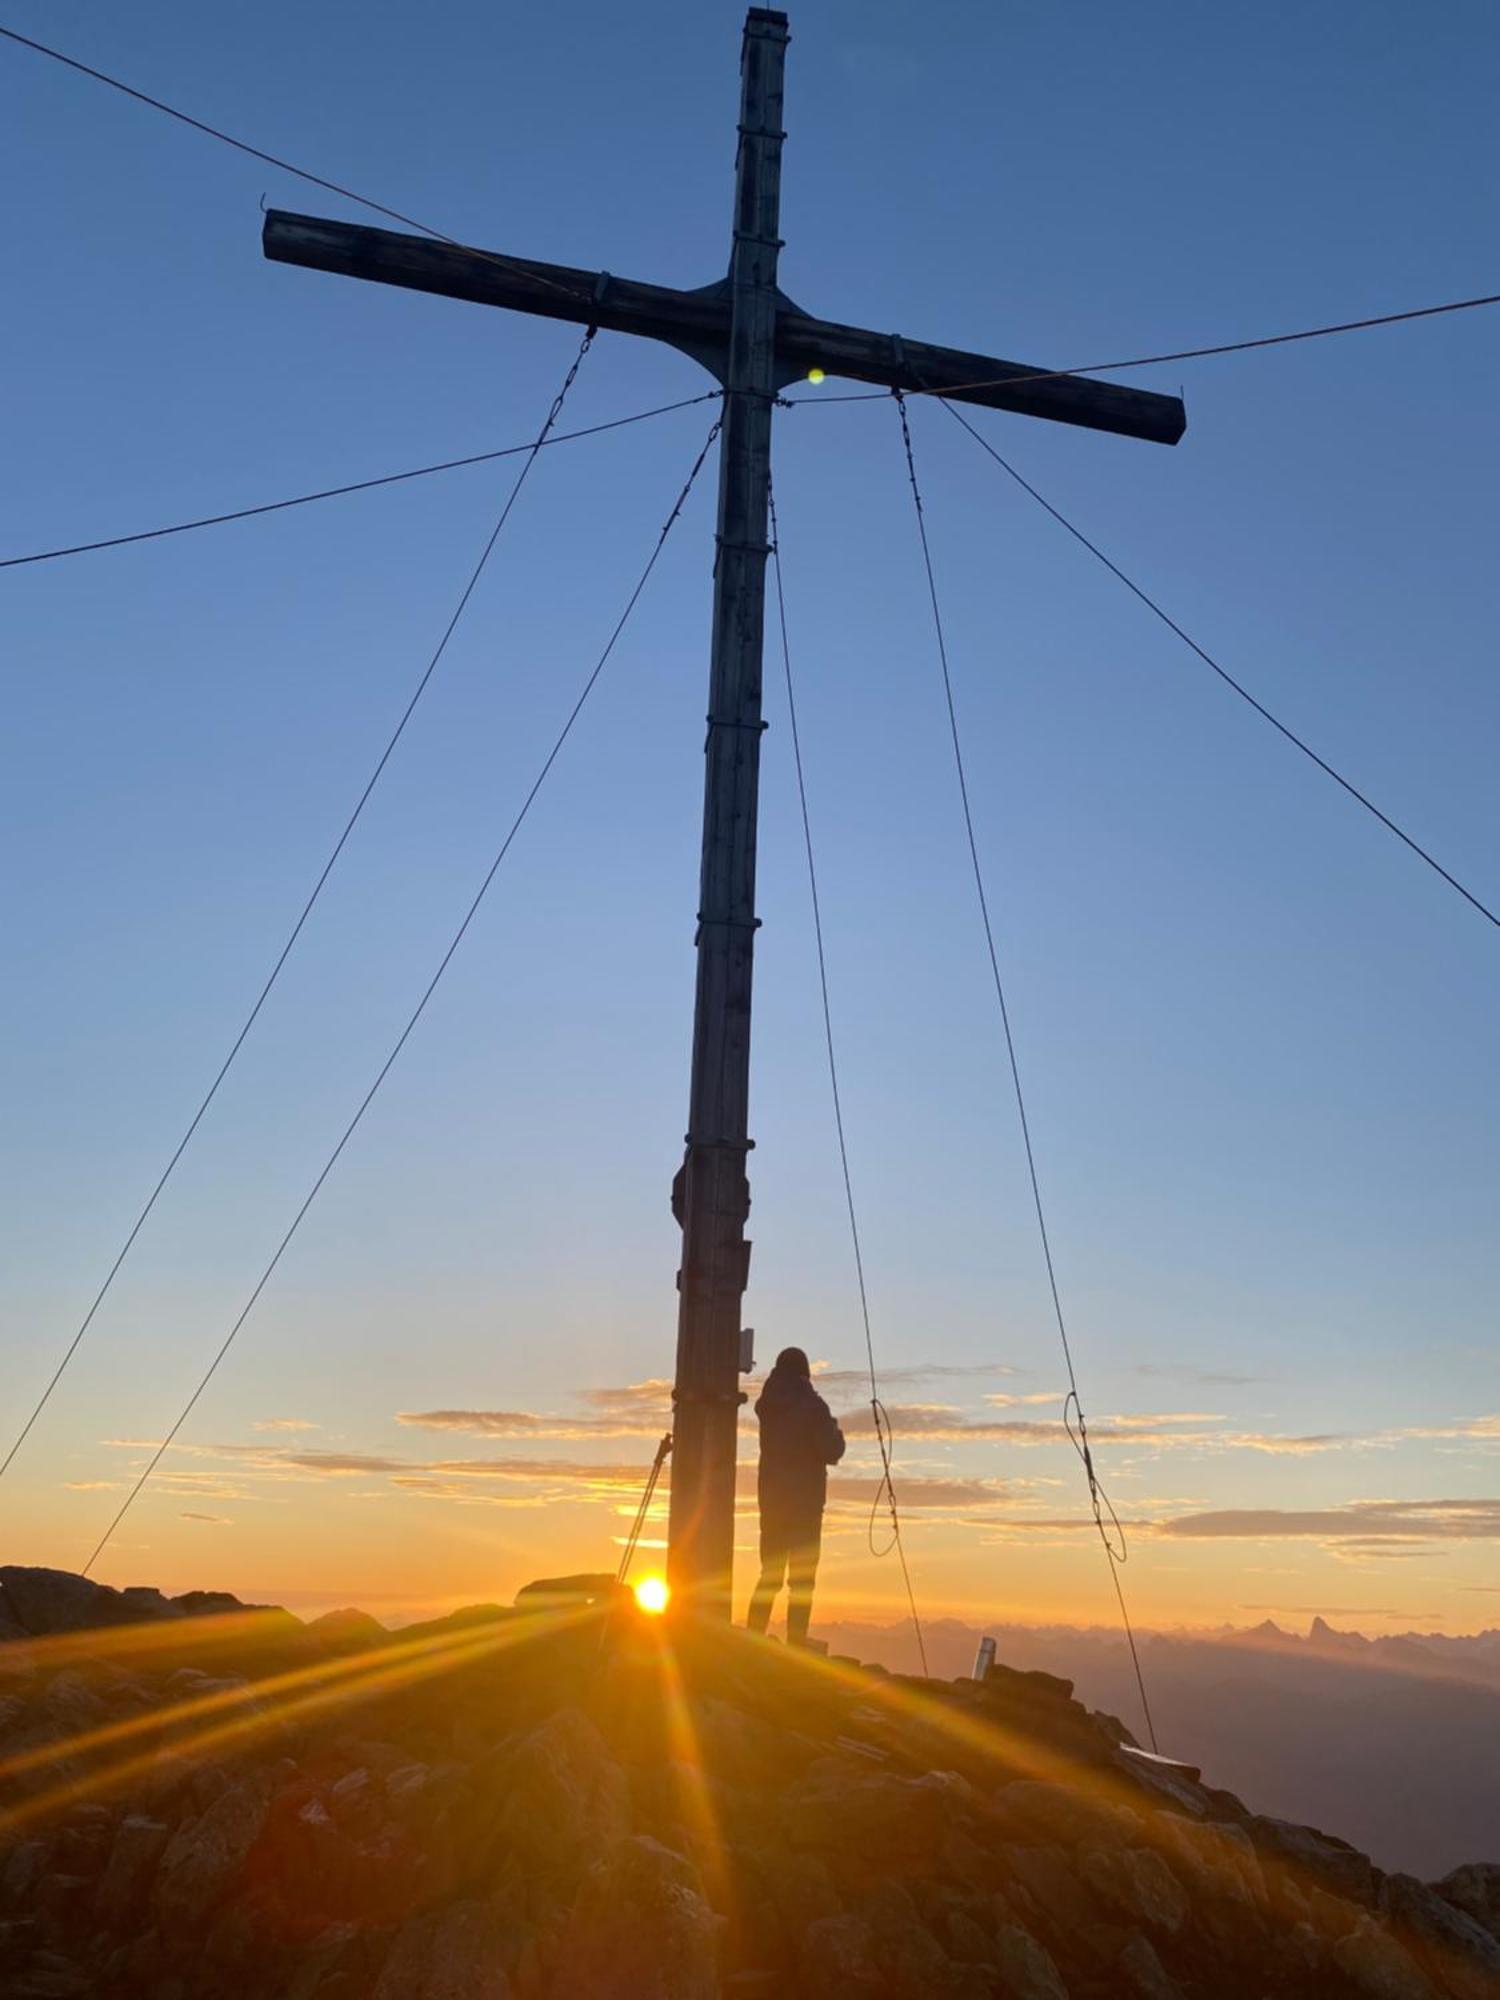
1,1566,1497,1999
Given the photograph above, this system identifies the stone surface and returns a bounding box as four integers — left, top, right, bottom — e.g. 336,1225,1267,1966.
1117,1932,1187,1998
991,1923,1070,2000
1381,1872,1500,2000
1334,1916,1440,1999
995,1777,1145,1849
307,1609,390,1655
1435,1863,1500,1947
0,1568,174,1637
95,1817,171,1927
1078,1844,1189,1937
1151,1813,1266,1919
796,1912,883,1990
789,1766,982,1862
489,1707,630,1880
1,1568,1497,2000
151,1777,271,1934
373,1898,514,2000
549,1836,718,2000
1251,1813,1380,1906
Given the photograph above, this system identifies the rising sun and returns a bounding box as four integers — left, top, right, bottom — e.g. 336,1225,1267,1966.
634,1575,671,1616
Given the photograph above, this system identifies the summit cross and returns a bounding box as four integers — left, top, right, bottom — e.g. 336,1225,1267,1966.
262,7,1185,1618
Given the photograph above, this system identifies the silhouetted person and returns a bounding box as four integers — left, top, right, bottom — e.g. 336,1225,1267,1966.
746,1346,845,1646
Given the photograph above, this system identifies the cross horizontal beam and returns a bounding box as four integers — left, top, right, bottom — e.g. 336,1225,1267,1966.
263,210,1185,445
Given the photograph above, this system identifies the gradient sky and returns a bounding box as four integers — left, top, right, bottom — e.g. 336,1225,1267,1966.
4,0,1496,1635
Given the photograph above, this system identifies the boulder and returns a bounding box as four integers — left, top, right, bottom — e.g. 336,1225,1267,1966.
1001,1843,1129,1969
41,1671,107,1733
170,1590,253,1619
984,1662,1075,1706
991,1923,1070,2000
2,1841,49,1906
120,1587,179,1620
1308,1887,1364,1940
489,1707,629,1882
1150,1813,1267,1919
994,1778,1144,1849
94,1815,171,1927
1116,1932,1186,1998
152,1776,271,1934
513,1574,628,1612
1249,1815,1379,1907
307,1609,390,1655
7,1952,94,1996
0,1567,177,1637
1333,1916,1440,2000
548,1835,718,2000
1112,1751,1214,1819
1435,1864,1500,1948
856,1884,986,1998
1381,1873,1500,2000
788,1767,982,1862
374,1897,515,2000
796,1912,884,1989
0,1587,29,1643
1078,1845,1189,1937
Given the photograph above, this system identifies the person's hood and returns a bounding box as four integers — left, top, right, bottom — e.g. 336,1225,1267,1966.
757,1368,815,1409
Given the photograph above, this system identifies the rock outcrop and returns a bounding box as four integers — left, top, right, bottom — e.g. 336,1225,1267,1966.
1,1566,1496,1998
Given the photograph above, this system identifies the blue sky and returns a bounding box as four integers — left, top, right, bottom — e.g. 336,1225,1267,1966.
2,0,1496,1629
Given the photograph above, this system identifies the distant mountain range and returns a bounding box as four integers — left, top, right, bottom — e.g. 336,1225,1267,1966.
814,1614,1500,1878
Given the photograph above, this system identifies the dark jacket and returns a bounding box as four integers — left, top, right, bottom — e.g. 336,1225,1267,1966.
756,1370,846,1531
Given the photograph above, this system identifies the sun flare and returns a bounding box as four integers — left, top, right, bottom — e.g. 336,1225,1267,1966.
634,1575,671,1615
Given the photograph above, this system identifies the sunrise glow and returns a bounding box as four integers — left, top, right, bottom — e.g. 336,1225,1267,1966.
635,1574,671,1615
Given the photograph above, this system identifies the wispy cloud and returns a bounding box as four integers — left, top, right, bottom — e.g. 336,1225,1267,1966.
251,1418,321,1433
827,1473,1015,1512
103,1440,410,1480
813,1361,1023,1389
1136,1363,1264,1387
837,1403,1342,1455
397,1367,1034,1444
396,1406,667,1440
178,1511,232,1525
277,1451,412,1476
577,1379,673,1413
1158,1498,1500,1545
1382,1415,1500,1444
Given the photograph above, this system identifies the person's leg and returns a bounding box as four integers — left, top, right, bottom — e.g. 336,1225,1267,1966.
785,1524,822,1647
746,1530,789,1633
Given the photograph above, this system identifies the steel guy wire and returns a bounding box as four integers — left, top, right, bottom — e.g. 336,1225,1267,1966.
79,412,721,1576
0,23,575,295
892,389,1157,1747
939,398,1498,934
1,329,599,1486
784,288,1500,406
767,480,929,1679
1,393,720,570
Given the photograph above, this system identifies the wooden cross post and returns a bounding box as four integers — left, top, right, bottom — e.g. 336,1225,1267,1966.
263,7,1184,1619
